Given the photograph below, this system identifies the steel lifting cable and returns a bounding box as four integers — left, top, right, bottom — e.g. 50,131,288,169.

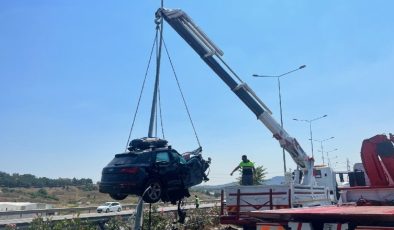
125,32,158,151
162,38,201,147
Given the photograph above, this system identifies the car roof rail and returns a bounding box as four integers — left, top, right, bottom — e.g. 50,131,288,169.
128,137,169,151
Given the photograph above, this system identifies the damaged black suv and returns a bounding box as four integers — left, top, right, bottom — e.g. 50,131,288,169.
99,138,210,203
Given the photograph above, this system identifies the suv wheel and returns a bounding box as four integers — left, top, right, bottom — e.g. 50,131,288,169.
110,193,128,200
143,179,162,203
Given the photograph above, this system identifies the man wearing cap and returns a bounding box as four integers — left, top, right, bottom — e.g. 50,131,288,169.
230,155,255,185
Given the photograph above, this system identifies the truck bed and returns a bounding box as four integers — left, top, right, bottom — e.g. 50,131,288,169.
249,205,394,225
220,184,333,226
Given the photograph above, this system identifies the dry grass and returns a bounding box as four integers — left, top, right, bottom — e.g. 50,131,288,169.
0,186,138,207
0,186,215,208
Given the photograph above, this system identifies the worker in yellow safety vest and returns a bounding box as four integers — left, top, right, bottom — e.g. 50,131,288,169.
230,155,255,185
194,195,200,208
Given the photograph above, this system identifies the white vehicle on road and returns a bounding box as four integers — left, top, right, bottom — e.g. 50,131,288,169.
96,202,122,213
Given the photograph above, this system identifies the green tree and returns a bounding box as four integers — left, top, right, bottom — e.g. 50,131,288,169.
0,171,94,188
37,188,48,196
253,165,267,185
142,204,172,229
236,164,267,185
30,216,96,230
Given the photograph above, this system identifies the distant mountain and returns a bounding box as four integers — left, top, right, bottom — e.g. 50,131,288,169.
193,182,238,191
193,176,286,192
264,176,286,185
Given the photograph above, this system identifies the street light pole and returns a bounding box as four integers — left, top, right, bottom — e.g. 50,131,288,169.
253,65,306,175
311,137,334,164
309,122,314,160
325,148,338,167
293,114,328,158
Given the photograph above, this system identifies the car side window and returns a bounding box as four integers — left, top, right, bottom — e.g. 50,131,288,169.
171,151,186,164
155,152,170,163
138,153,152,163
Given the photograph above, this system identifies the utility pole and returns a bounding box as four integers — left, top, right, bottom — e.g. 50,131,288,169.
346,158,351,171
293,115,328,158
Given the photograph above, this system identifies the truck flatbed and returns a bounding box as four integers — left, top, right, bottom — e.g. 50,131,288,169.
249,205,394,224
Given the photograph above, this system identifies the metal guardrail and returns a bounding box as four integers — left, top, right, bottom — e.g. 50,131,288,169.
0,201,220,229
0,204,137,219
0,199,220,219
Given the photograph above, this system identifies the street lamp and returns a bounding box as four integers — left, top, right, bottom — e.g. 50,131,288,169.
311,137,334,164
293,114,328,158
318,148,338,167
253,65,306,175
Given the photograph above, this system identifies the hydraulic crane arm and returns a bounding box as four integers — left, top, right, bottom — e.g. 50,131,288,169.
158,8,314,185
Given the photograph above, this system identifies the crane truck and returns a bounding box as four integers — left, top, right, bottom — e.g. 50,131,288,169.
159,8,394,229
158,8,337,229
250,133,394,229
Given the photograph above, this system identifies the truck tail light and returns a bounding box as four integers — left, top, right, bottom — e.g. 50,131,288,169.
121,167,139,174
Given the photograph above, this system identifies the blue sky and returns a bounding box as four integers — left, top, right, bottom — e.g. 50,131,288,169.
1,1,393,185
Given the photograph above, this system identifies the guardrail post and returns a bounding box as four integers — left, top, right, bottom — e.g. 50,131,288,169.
236,189,240,221
269,188,273,210
220,189,224,216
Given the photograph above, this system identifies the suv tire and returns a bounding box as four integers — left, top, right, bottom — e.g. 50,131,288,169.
110,193,128,200
143,179,162,203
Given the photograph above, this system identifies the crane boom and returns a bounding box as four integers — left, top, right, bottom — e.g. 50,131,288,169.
159,8,314,185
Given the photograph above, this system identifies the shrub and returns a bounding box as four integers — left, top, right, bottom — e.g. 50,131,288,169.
29,215,96,230
28,206,221,229
29,188,59,201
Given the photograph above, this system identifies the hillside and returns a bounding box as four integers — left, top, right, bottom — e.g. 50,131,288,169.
193,176,286,193
0,185,216,208
0,170,281,207
0,185,140,207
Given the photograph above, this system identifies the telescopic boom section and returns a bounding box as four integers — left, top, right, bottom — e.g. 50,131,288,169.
159,8,314,181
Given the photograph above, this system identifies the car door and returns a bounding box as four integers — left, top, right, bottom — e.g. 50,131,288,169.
154,151,182,189
170,150,187,182
111,202,119,211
